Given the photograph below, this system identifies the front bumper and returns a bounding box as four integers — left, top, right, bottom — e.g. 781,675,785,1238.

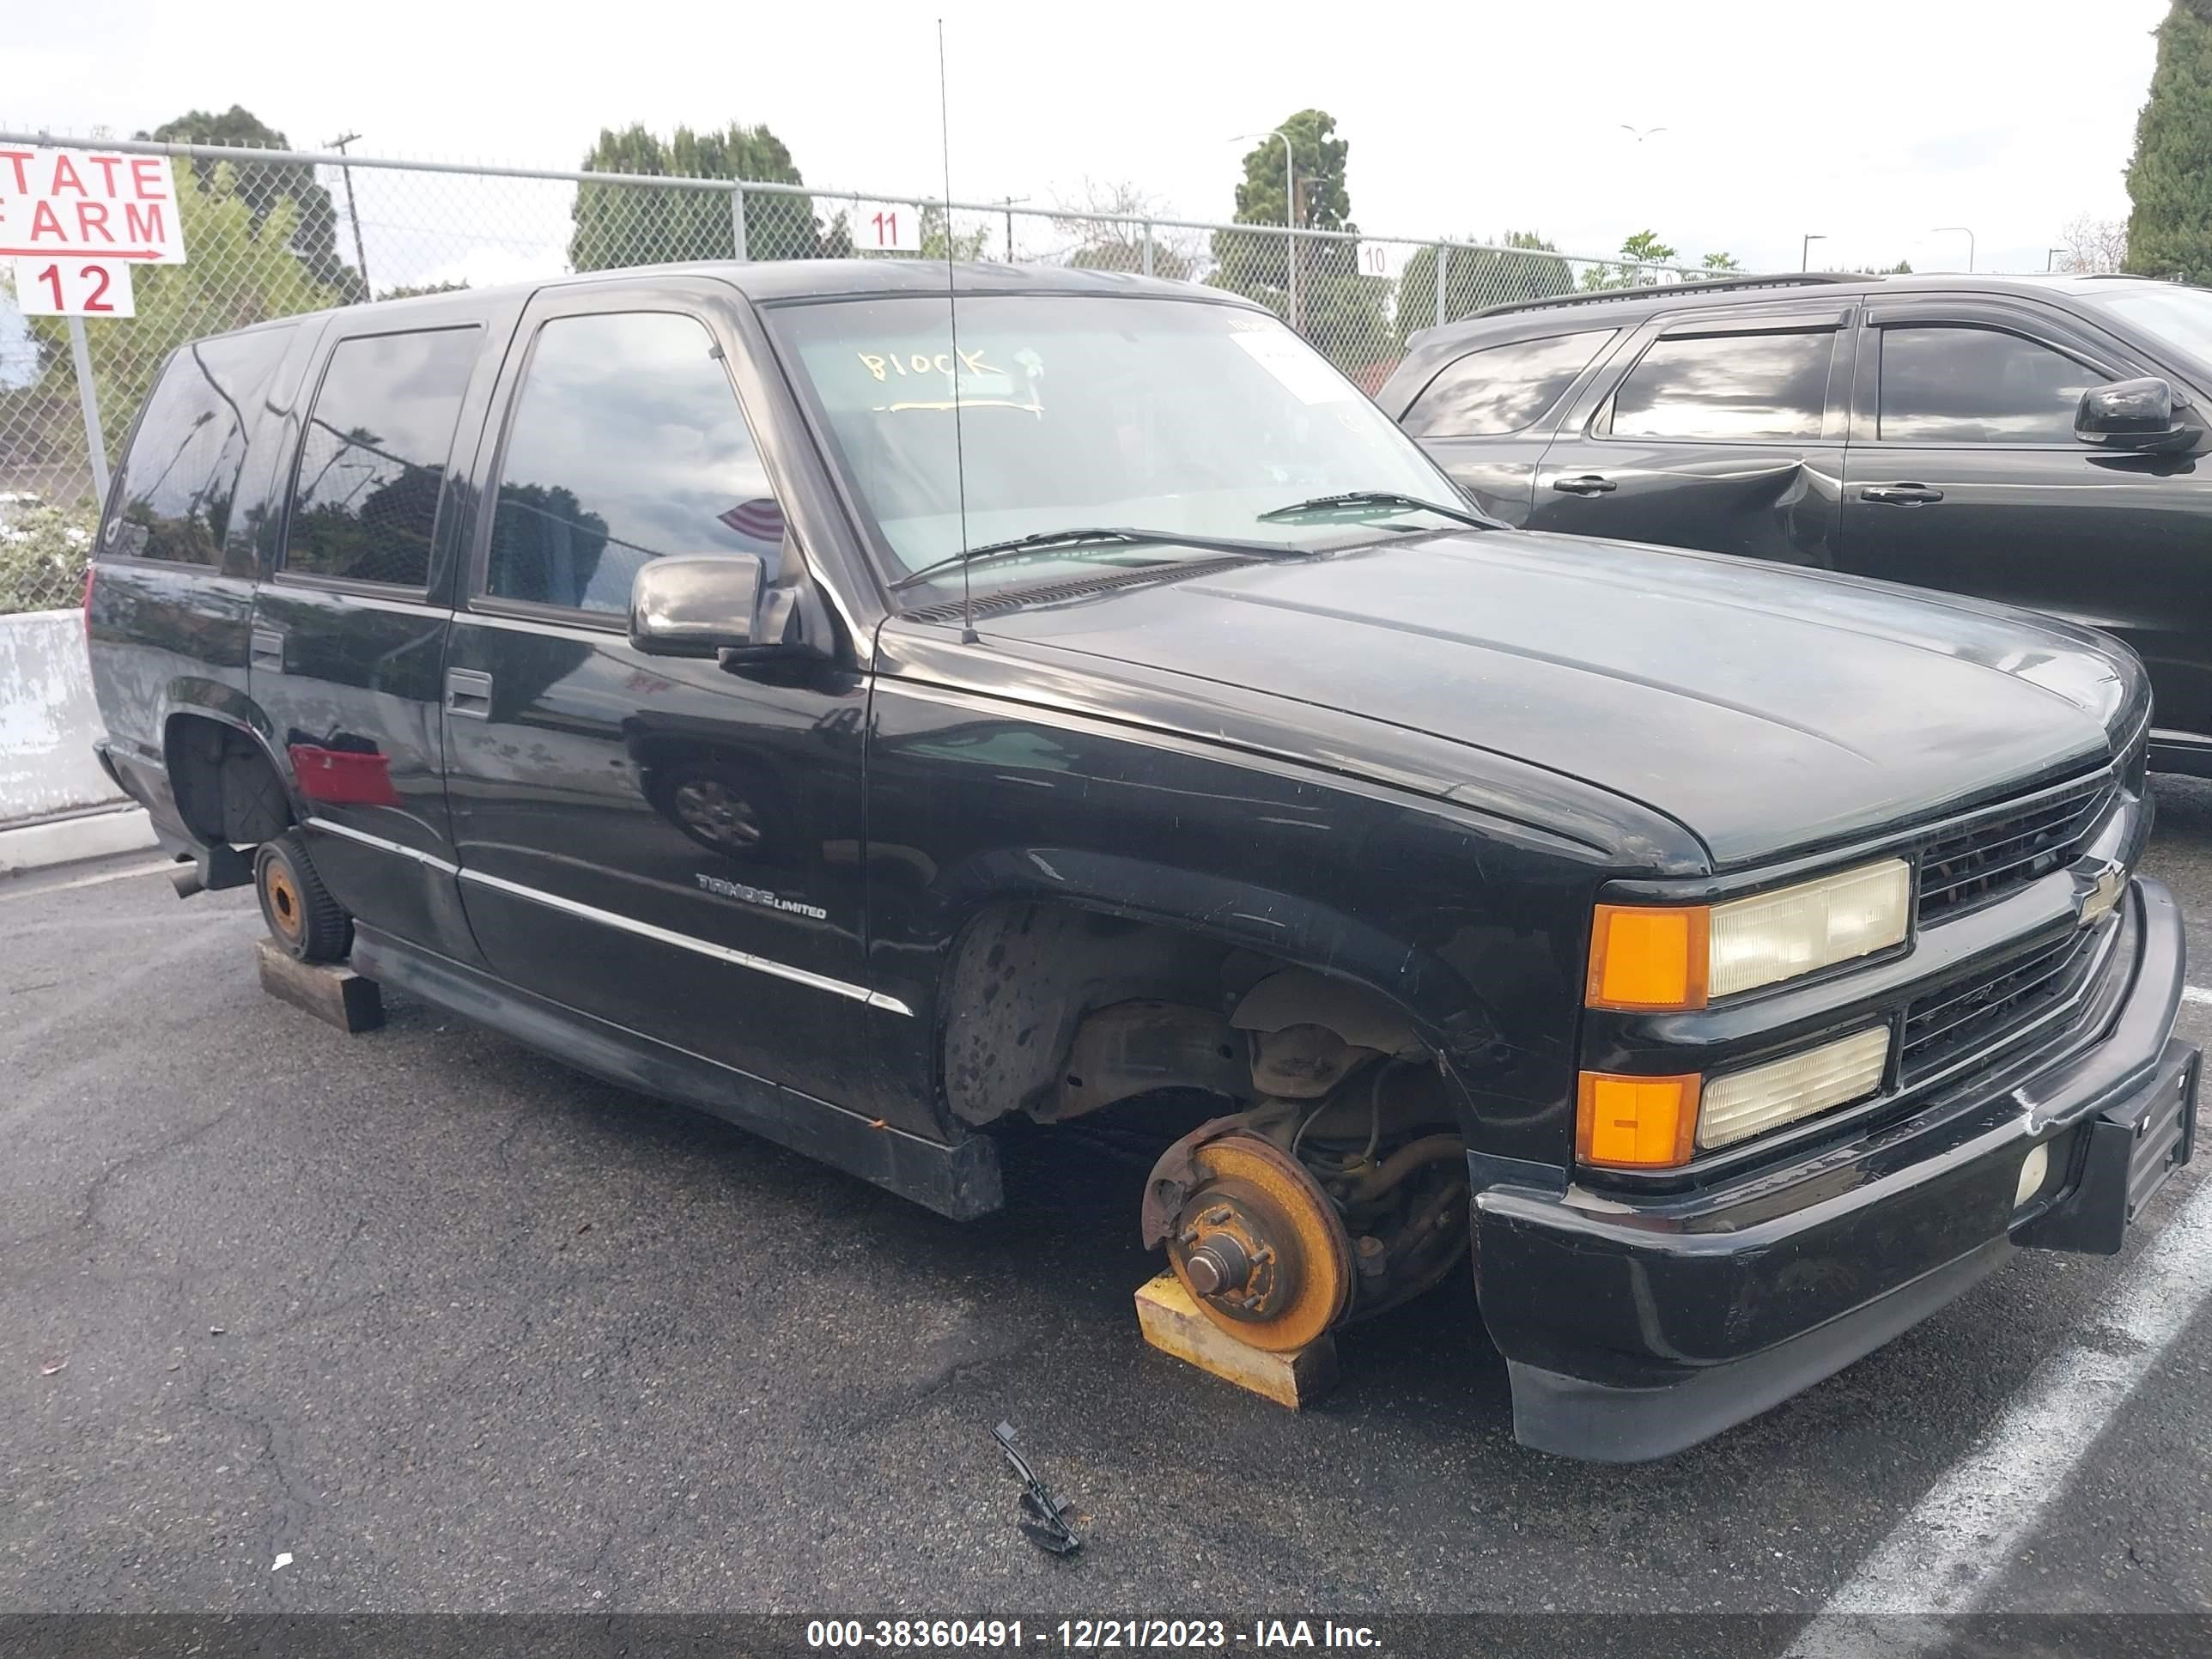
1477,877,2196,1462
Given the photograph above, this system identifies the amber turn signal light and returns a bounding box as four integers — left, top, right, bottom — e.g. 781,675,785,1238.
1577,1070,1702,1169
1586,902,1711,1011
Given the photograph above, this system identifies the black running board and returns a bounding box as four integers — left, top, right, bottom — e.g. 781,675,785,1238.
351,927,1003,1220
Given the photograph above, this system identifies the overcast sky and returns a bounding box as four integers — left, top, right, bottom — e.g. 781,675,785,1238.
9,0,2172,281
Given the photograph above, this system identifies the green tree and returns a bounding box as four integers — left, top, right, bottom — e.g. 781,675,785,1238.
569,123,832,271
1395,232,1572,347
12,164,343,506
2126,0,2212,283
1580,228,1682,291
1210,109,1354,311
139,106,366,304
1205,111,1393,374
1699,251,1743,273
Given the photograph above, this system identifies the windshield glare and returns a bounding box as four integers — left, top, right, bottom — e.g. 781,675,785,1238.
769,295,1462,588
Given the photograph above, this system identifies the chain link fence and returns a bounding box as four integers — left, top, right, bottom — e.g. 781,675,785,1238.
0,131,1702,614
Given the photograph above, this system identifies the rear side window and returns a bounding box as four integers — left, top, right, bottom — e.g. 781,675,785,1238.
1401,330,1615,438
105,328,289,565
284,327,480,589
1607,330,1832,441
1877,325,2104,444
483,311,783,615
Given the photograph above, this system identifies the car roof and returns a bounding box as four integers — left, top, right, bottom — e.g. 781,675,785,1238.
1408,270,2180,350
189,259,1254,343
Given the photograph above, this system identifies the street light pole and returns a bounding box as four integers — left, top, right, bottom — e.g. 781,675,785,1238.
327,132,369,295
1802,233,1826,271
2048,246,2068,272
1935,225,1976,271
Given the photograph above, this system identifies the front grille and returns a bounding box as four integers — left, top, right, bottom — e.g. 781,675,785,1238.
1899,926,2104,1085
1917,780,2112,924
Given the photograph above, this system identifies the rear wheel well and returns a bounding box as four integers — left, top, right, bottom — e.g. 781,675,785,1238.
165,714,293,848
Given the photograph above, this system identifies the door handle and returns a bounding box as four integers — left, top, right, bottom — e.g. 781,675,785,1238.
249,626,284,672
1552,474,1617,495
445,668,493,720
1859,483,1945,506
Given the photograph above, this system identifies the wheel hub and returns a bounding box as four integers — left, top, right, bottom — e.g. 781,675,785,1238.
264,866,302,939
1158,1132,1353,1352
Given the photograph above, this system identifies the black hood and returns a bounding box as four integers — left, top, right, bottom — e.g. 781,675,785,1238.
974,530,2139,867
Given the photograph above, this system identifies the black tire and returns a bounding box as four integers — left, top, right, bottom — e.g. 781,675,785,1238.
254,830,353,963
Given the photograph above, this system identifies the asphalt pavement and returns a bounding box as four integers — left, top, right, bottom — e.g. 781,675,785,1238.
4,783,2212,1638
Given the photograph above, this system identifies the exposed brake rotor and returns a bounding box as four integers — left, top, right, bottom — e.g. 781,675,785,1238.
1159,1131,1354,1352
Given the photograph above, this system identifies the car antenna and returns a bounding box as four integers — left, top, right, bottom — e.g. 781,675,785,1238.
938,17,979,645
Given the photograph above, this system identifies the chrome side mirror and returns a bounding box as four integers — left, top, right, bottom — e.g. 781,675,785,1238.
629,556,768,657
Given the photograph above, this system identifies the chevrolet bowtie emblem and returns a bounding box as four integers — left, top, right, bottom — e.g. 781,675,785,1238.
2078,861,2127,927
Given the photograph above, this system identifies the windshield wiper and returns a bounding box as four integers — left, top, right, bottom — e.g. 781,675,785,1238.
890,526,1300,590
1257,490,1494,529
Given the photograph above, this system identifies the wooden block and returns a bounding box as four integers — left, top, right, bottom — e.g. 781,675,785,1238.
255,939,384,1034
1134,1271,1337,1409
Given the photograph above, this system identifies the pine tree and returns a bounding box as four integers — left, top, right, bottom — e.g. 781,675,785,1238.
2124,0,2212,283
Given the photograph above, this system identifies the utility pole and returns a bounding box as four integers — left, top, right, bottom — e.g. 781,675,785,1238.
994,196,1030,264
328,133,369,295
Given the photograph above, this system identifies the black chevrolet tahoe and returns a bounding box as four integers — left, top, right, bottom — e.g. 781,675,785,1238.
84,263,2197,1461
1381,271,2212,777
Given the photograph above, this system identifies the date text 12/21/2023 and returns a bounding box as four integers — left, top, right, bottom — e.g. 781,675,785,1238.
804,1620,1383,1650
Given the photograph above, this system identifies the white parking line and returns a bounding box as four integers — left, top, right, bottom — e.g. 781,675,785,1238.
2184,985,2212,1006
1785,1170,2212,1656
0,858,173,903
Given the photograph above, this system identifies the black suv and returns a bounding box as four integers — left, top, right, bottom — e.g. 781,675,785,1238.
85,262,2195,1461
1381,273,2212,775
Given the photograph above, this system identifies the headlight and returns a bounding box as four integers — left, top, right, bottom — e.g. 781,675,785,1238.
1695,1026,1891,1152
1586,859,1911,1011
1577,1025,1892,1169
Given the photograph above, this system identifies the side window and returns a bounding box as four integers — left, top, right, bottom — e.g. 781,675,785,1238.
105,328,289,565
1401,330,1617,439
1878,325,2104,444
284,327,480,589
484,311,782,616
1607,330,1833,441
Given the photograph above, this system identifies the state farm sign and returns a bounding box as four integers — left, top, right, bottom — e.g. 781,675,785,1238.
0,146,187,264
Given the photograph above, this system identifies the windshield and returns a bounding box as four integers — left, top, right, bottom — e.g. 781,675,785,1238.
2082,283,2212,381
766,294,1468,592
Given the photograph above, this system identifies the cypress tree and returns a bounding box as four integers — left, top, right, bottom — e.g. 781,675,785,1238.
2125,0,2212,283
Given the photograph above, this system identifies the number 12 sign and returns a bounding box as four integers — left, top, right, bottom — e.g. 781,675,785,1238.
14,257,135,318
